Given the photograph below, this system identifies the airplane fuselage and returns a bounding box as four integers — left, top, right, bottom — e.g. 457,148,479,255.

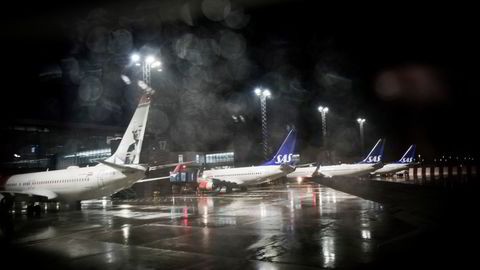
371,163,410,175
202,165,290,186
288,163,379,178
1,164,145,202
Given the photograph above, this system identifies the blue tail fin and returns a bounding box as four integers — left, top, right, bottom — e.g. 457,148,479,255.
397,145,416,163
359,139,385,164
263,129,297,166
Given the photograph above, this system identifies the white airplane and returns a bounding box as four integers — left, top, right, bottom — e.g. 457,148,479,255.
197,129,298,192
0,90,181,212
371,145,417,175
287,139,385,180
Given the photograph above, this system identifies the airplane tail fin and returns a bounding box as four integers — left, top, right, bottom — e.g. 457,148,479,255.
359,139,385,164
105,92,152,165
398,145,416,164
263,129,297,166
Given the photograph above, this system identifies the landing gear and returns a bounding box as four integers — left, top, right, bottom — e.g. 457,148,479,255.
26,203,42,217
75,200,82,210
26,203,34,217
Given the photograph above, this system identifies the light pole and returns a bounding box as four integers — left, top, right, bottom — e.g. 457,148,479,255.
255,87,271,161
318,106,329,147
131,53,162,89
357,118,366,151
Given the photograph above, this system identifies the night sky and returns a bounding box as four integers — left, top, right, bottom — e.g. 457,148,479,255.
2,0,479,162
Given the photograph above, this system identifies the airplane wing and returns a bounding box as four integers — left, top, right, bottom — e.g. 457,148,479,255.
316,171,333,178
312,164,333,178
295,162,316,167
148,161,194,172
135,176,170,183
0,189,58,200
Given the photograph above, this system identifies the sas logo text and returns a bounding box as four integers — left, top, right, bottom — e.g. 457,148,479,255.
366,155,382,163
275,154,293,164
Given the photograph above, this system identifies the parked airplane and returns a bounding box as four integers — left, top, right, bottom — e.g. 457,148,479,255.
0,90,182,212
197,129,298,192
371,145,416,175
287,139,385,180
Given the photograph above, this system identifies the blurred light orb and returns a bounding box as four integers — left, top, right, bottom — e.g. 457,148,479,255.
86,26,109,53
201,0,231,22
225,8,250,29
78,76,103,102
219,30,246,59
108,29,133,54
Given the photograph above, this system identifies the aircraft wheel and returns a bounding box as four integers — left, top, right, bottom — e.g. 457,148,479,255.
34,204,42,216
75,201,82,210
26,204,34,217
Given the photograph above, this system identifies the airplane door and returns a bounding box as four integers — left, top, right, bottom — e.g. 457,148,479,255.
97,172,105,190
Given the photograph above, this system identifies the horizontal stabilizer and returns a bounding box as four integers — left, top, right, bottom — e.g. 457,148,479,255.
136,176,170,183
98,160,146,172
148,161,194,172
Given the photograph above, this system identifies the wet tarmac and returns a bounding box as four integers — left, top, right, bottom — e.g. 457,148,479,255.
1,184,429,269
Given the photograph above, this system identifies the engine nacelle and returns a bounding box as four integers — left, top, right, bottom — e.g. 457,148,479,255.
197,178,220,191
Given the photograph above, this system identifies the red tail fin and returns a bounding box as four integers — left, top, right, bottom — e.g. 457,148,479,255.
172,164,187,174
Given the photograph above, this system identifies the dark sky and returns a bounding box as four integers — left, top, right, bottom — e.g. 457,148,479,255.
1,0,479,161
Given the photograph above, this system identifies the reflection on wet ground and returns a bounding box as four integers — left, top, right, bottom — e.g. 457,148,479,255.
2,184,415,269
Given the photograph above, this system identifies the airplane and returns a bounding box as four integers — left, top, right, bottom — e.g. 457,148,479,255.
287,139,385,180
371,144,417,175
197,129,298,192
0,90,183,214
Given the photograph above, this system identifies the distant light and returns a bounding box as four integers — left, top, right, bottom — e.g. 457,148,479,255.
254,88,261,96
297,177,303,184
13,153,20,158
157,68,163,72
263,89,271,97
318,106,329,113
145,55,155,64
131,54,140,62
135,63,141,66
151,61,162,68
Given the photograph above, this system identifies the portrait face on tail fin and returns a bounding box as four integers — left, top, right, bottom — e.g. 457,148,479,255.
125,126,142,164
